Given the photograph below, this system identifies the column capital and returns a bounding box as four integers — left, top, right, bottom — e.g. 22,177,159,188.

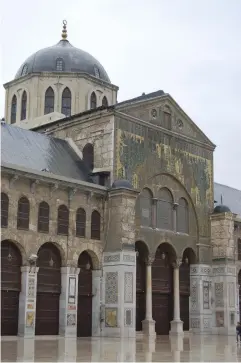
172,258,182,269
145,254,155,266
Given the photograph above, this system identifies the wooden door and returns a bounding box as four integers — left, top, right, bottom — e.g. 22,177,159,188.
136,254,146,331
35,243,61,335
77,252,92,337
152,250,173,335
1,241,22,336
180,262,190,330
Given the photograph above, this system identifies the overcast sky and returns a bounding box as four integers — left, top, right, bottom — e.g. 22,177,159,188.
1,0,241,190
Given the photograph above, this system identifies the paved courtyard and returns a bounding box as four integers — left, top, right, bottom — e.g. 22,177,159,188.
1,335,241,362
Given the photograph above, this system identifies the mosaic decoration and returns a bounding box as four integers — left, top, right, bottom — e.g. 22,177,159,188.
67,313,76,326
104,255,120,263
124,308,132,326
190,279,198,310
105,272,118,304
203,281,210,309
123,255,135,263
215,282,224,307
27,303,34,310
228,282,235,307
191,318,200,328
105,308,118,327
124,272,133,303
28,277,35,298
216,311,224,327
26,312,35,328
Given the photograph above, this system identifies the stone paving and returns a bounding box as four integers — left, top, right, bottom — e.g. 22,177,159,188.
1,335,241,362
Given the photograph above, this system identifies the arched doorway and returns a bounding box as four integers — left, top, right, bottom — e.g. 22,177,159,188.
1,240,22,335
179,248,196,331
35,243,61,335
77,251,93,337
152,243,176,335
239,270,241,320
135,241,148,331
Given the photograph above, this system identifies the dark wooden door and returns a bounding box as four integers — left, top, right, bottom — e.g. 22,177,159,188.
77,252,92,337
136,254,146,331
180,262,190,331
1,241,22,336
152,250,173,335
35,243,61,335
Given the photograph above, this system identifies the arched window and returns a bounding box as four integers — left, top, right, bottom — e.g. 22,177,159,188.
157,188,173,230
83,143,94,170
176,198,189,234
17,197,30,230
90,92,97,109
102,96,108,107
11,95,17,124
137,188,153,227
238,239,241,261
91,210,101,240
21,91,27,120
164,105,171,130
57,205,69,235
21,64,28,76
38,201,50,233
1,193,9,227
76,208,86,237
56,58,64,71
61,87,71,116
44,87,54,114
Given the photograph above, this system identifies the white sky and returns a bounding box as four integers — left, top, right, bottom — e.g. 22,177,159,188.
1,0,241,190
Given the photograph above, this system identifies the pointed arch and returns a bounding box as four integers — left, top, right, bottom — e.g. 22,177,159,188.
102,96,108,107
90,92,97,109
91,210,101,240
20,91,27,120
61,87,71,116
1,192,9,228
83,143,94,170
11,95,17,124
44,87,54,114
17,196,30,230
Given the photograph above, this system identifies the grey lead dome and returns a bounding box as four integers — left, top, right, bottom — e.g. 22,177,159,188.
15,39,110,83
213,204,231,214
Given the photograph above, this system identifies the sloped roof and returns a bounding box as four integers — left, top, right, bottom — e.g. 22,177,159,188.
214,182,241,217
1,123,91,182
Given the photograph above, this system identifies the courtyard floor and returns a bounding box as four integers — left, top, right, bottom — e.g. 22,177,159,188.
1,334,241,362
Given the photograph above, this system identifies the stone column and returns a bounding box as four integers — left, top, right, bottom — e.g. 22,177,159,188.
142,255,156,337
59,266,80,337
18,265,39,337
92,269,102,336
170,259,183,336
58,337,77,362
17,337,35,362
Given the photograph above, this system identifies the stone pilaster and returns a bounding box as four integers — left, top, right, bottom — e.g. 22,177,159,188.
189,264,212,334
59,266,80,337
102,250,136,337
211,211,237,335
18,265,39,337
92,269,102,336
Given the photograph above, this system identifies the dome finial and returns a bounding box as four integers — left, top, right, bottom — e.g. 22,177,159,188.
62,20,68,40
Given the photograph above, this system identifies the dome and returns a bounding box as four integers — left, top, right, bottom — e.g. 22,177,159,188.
213,205,231,214
15,29,110,82
112,179,133,189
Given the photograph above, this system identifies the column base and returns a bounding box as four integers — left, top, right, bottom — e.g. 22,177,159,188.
142,319,156,337
169,319,184,336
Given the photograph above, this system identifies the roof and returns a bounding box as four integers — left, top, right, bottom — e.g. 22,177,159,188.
214,182,241,217
1,123,92,182
15,39,110,83
116,90,165,107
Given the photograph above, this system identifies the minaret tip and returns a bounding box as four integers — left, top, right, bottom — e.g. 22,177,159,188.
62,20,67,40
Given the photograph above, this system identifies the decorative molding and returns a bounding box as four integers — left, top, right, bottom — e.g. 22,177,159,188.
104,255,120,263
213,266,225,275
203,281,210,309
203,317,211,329
215,282,224,307
124,308,132,326
105,308,118,327
105,272,118,304
228,282,235,308
190,278,198,310
28,277,36,298
67,313,76,326
191,318,200,328
124,272,133,303
123,254,135,263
